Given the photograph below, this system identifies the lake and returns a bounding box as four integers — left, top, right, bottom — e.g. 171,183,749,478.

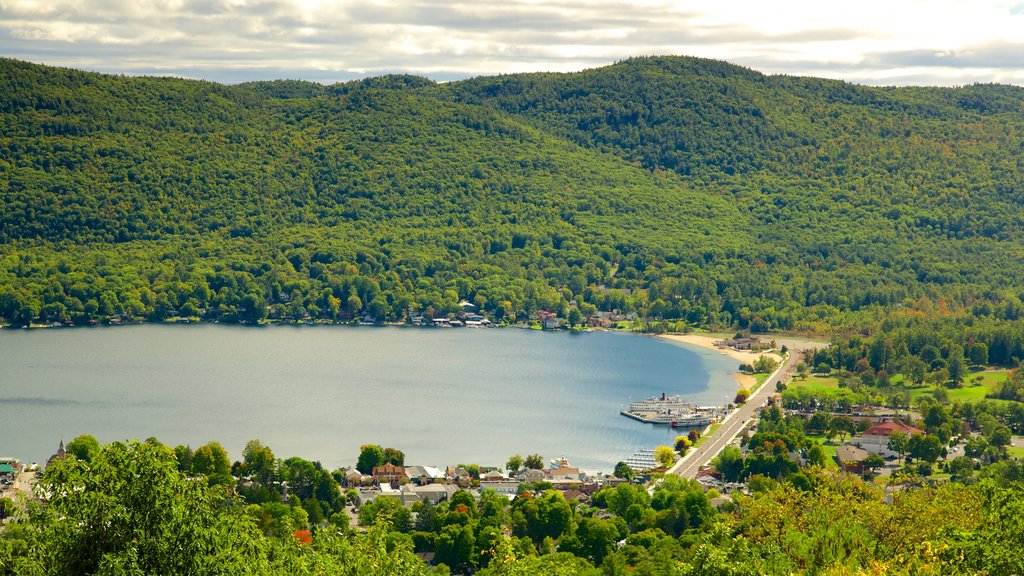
0,324,739,472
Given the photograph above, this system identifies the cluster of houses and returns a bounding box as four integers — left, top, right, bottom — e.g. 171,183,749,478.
343,457,629,509
409,301,492,328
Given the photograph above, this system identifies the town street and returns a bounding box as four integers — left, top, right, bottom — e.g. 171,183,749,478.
670,350,801,480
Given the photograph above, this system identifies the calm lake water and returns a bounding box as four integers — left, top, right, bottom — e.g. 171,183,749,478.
0,324,738,472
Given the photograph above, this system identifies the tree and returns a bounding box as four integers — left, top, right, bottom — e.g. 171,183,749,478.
969,342,989,366
903,357,928,386
753,355,779,374
30,440,267,574
567,307,582,327
948,355,966,385
524,454,544,470
383,447,405,466
506,454,524,476
192,441,232,486
613,461,634,480
713,446,745,482
357,444,385,474
908,433,942,463
947,456,975,483
734,388,750,404
434,524,476,573
675,435,692,455
806,444,826,467
888,431,910,464
173,444,193,472
65,434,100,462
989,426,1012,449
240,439,277,485
654,445,676,468
863,452,885,475
828,416,855,443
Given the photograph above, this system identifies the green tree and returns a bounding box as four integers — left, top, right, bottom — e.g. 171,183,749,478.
191,441,232,486
240,439,277,485
713,446,745,482
969,342,989,366
505,454,524,476
524,454,544,470
863,452,885,475
888,431,910,464
357,444,386,474
65,434,100,462
29,440,268,574
383,447,405,466
806,444,826,467
612,461,633,480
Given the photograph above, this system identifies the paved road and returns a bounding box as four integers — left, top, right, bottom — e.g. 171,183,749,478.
670,350,802,479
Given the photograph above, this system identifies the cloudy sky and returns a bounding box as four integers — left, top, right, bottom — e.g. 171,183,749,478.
2,0,1024,86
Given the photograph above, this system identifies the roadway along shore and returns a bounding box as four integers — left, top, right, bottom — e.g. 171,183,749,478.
668,349,801,480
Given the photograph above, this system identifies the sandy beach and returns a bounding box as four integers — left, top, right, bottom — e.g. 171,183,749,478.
659,333,782,390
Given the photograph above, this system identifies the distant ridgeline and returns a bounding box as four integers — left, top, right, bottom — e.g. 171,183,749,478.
2,56,1024,335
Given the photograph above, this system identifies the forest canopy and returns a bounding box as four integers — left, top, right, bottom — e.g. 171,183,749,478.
2,56,1024,334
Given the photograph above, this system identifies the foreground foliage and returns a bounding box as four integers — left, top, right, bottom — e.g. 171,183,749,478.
3,439,1024,574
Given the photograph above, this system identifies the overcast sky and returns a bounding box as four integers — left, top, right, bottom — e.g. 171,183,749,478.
2,0,1024,86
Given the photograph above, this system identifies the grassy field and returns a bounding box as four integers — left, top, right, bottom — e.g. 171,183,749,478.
789,370,1010,406
788,375,841,392
905,370,1009,404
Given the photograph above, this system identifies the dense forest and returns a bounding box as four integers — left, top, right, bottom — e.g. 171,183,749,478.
2,56,1024,335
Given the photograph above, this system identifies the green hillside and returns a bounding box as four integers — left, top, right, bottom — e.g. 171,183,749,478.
2,57,1024,332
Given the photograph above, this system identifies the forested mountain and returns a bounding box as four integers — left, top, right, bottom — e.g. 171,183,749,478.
2,56,1024,333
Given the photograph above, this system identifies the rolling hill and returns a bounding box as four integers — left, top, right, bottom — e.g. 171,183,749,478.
2,56,1023,332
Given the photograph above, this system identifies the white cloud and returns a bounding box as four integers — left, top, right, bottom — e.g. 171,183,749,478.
0,0,1022,85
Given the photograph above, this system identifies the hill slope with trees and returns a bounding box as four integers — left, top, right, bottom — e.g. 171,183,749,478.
2,57,1024,333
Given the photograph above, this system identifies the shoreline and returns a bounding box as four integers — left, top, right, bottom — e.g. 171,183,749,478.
659,333,780,390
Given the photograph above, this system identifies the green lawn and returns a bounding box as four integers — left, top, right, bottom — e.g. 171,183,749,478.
904,370,1009,404
805,434,840,470
788,375,841,393
693,423,722,449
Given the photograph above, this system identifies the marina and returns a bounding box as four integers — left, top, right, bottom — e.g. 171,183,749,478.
621,393,725,427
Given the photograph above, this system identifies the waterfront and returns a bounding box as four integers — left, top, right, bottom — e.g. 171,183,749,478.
0,324,739,472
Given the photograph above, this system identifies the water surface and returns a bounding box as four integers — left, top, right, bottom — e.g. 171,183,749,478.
0,324,738,472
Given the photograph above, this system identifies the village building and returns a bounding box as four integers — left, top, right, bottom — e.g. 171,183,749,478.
854,421,924,457
372,463,406,486
404,465,445,485
835,444,870,473
46,440,66,469
546,457,584,481
479,479,520,497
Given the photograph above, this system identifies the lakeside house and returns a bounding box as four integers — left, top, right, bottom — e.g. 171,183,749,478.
537,310,562,330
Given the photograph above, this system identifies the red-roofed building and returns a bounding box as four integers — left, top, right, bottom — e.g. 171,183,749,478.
855,421,924,457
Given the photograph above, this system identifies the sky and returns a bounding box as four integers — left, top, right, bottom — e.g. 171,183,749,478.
2,0,1024,86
